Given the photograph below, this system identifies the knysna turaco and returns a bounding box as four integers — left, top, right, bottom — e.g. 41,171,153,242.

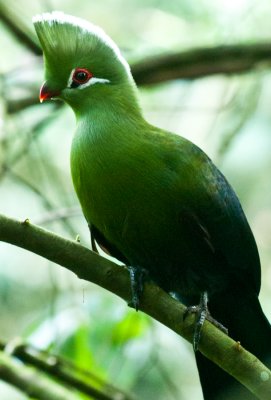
33,12,271,399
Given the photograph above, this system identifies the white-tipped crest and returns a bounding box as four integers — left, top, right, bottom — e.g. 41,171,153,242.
33,11,130,74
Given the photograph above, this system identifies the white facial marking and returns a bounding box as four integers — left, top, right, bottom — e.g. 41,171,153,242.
79,77,110,88
67,68,110,90
67,69,74,88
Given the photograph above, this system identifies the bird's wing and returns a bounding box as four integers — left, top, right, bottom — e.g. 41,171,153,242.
191,164,261,295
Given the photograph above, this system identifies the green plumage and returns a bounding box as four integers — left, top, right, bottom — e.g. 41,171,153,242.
71,115,258,297
34,12,271,399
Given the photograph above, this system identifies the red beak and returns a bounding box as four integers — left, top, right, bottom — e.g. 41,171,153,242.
39,81,60,103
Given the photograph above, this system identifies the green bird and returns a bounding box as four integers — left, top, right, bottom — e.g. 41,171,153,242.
33,12,271,400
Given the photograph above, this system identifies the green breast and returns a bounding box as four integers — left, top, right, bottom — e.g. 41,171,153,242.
70,121,196,263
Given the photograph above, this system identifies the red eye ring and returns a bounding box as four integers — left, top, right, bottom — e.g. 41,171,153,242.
72,68,93,84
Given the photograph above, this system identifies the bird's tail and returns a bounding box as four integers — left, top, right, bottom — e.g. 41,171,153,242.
195,289,271,400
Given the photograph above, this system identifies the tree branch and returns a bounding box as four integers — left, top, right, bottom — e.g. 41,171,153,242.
0,213,271,399
0,350,80,400
0,339,134,400
131,43,271,84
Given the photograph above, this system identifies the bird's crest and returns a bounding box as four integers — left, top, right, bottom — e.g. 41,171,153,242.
33,11,129,73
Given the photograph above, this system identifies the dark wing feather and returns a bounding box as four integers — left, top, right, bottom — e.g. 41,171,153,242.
89,223,129,264
197,166,261,295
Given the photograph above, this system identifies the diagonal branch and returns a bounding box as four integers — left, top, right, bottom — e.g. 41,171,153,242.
0,350,80,400
0,213,271,399
0,339,134,400
0,4,41,55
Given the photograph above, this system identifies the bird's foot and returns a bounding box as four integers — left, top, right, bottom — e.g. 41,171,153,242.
184,292,228,351
127,265,148,311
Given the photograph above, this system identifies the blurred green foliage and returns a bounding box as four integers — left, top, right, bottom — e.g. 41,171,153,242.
1,0,271,399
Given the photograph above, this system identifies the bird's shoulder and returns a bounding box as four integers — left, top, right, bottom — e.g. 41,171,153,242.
134,124,209,176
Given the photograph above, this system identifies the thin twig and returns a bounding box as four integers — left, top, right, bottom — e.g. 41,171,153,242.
35,206,81,225
0,3,41,55
7,169,78,238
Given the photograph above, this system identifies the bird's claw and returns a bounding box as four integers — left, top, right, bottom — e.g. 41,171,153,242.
184,292,228,351
127,265,148,311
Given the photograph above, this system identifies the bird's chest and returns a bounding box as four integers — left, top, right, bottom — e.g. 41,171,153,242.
70,131,181,256
71,132,151,237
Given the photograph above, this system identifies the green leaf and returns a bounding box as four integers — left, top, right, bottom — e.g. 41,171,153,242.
110,311,150,345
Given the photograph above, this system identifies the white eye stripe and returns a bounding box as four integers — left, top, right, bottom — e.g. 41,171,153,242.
67,68,110,89
78,77,110,89
67,69,74,88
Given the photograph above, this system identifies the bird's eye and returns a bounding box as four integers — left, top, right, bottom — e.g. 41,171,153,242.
72,68,93,85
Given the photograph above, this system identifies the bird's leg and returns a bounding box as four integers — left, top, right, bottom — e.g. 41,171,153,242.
192,291,209,351
184,291,228,351
127,265,148,311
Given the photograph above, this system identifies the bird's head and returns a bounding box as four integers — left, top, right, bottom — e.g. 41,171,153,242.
33,12,136,113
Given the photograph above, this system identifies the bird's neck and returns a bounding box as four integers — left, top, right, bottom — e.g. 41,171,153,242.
73,81,144,132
